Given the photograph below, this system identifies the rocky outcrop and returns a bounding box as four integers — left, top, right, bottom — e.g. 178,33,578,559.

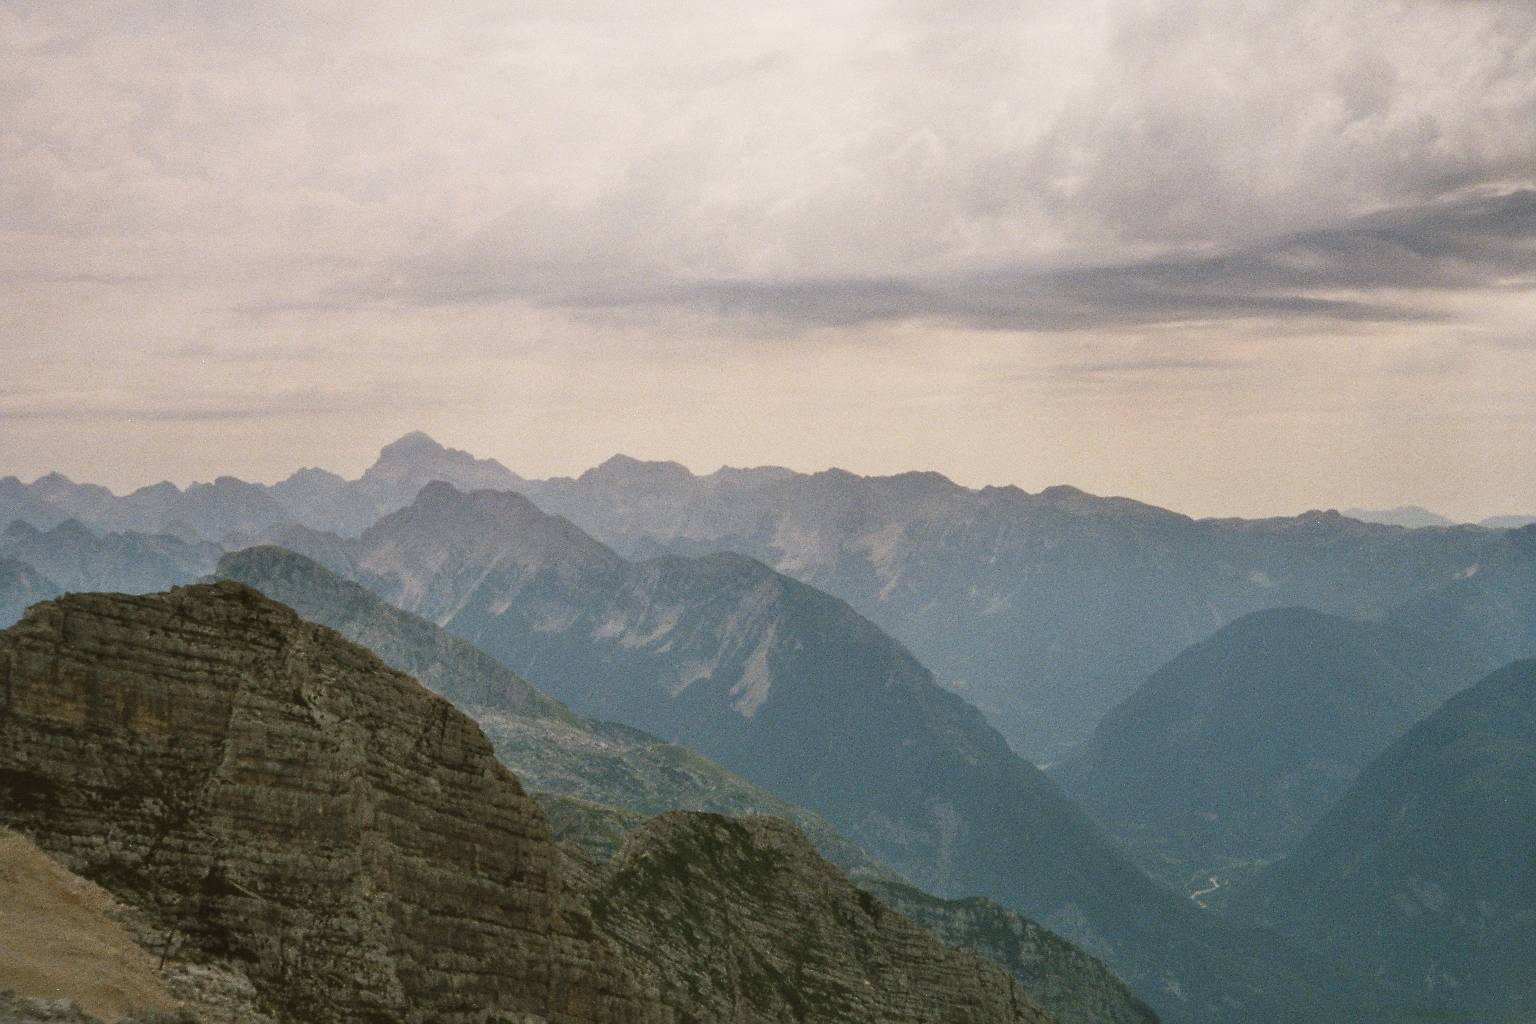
541,797,1156,1024
583,811,1060,1024
861,882,1159,1024
0,583,666,1024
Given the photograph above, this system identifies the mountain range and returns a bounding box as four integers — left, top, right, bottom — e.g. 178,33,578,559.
1053,607,1475,900
214,544,1155,1024
6,433,1531,761
247,480,1409,1024
1053,523,1536,900
4,432,1531,1022
0,432,525,544
1346,505,1536,530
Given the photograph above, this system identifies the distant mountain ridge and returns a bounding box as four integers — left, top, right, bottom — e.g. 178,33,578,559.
501,451,1513,759
324,482,1404,1024
0,518,222,597
0,557,61,630
1345,505,1536,529
1342,505,1456,529
0,432,526,542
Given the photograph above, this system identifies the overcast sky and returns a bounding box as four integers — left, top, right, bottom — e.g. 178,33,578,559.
3,0,1533,519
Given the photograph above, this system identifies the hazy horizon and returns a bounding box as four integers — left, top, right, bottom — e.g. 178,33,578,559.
5,2,1533,522
2,428,1530,525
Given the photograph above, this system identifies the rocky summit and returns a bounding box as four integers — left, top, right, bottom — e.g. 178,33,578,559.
0,582,666,1024
581,811,1059,1024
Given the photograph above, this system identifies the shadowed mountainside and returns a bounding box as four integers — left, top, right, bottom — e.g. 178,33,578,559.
1053,608,1476,900
1235,658,1536,1023
0,557,61,629
1055,526,1536,902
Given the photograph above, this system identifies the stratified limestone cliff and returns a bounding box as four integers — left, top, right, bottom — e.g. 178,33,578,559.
0,583,667,1024
584,811,1061,1024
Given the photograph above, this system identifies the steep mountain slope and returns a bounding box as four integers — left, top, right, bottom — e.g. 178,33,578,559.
217,545,1155,1024
510,454,1500,759
1235,659,1536,1023
0,558,61,629
583,812,1058,1024
215,545,893,884
0,583,668,1024
1384,524,1536,674
0,520,220,596
348,483,1398,1024
1053,608,1476,899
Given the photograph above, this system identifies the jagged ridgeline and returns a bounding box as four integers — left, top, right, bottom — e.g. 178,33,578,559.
0,582,1063,1024
215,544,1156,1024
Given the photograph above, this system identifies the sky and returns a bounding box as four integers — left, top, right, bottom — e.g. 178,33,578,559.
3,0,1534,520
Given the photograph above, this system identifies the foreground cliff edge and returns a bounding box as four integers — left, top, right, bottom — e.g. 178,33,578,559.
0,582,1061,1024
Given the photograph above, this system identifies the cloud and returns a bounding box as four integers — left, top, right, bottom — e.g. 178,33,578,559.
4,1,1532,298
362,187,1531,330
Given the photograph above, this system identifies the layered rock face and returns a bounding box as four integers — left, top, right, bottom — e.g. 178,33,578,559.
861,882,1159,1024
583,811,1060,1024
0,583,666,1024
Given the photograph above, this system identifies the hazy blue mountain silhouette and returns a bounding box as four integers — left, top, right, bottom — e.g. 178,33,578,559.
1235,658,1536,1023
503,452,1504,760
